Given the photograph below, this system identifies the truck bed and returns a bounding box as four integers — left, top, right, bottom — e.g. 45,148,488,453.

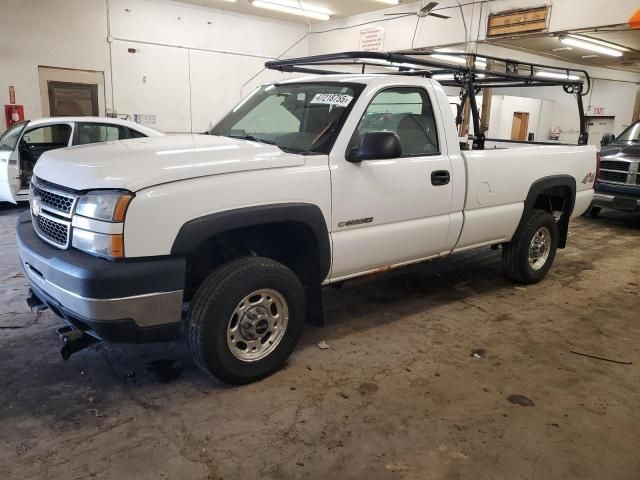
453,143,596,252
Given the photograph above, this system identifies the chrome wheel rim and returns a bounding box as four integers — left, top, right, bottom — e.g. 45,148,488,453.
529,226,551,271
226,289,289,362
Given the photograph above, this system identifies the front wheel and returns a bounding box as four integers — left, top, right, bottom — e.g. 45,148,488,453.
186,257,306,384
502,210,558,284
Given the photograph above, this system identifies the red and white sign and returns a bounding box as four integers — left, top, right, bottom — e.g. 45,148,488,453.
359,27,385,52
588,106,606,116
9,86,15,105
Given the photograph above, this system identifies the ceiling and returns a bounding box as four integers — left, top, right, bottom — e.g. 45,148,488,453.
174,0,408,23
487,29,640,73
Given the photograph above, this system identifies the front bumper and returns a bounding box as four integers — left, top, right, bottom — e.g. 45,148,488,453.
17,212,186,343
592,193,640,212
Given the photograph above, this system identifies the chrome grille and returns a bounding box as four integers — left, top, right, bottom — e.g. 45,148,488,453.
597,158,639,186
599,170,628,183
599,160,630,172
32,181,75,215
30,178,77,249
33,213,70,248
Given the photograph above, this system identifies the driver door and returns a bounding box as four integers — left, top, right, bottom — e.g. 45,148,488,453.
0,122,28,204
329,85,454,280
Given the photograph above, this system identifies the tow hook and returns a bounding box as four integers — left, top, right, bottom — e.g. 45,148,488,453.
26,289,48,313
57,325,100,361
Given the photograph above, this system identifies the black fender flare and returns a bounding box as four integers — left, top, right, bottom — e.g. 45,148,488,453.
171,203,331,280
518,175,576,248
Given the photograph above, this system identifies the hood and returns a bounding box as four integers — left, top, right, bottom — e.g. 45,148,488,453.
601,143,640,159
33,134,307,191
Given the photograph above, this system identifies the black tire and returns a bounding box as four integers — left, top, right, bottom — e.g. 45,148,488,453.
588,206,601,217
186,256,306,385
502,210,558,284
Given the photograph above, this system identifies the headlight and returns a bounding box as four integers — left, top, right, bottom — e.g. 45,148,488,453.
72,190,132,259
72,228,124,259
75,191,133,222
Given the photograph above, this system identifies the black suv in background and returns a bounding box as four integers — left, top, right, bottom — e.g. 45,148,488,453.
590,121,640,215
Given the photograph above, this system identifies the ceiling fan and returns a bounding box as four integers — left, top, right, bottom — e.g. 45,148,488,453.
384,1,451,19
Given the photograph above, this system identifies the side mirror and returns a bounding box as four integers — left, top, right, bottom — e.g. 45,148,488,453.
347,131,402,162
601,133,615,147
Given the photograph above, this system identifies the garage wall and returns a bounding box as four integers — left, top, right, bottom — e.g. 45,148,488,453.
108,0,308,132
0,0,110,122
0,0,308,133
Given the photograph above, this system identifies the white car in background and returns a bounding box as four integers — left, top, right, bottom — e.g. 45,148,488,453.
0,117,163,203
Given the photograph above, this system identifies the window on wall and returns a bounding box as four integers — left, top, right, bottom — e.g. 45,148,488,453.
354,87,440,156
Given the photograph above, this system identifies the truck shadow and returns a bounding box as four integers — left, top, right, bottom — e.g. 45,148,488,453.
305,248,509,347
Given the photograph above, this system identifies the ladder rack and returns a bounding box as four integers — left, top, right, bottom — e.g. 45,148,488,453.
266,50,591,148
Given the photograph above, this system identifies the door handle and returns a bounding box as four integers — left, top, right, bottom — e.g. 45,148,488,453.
431,170,450,186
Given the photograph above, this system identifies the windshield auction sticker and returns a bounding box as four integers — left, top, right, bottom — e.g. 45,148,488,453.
310,93,353,107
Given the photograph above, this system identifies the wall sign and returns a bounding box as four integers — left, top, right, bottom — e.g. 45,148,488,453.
587,106,606,116
359,27,385,52
133,113,157,125
9,86,15,105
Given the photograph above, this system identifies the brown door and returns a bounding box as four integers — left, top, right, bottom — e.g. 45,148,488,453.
510,112,530,141
48,81,99,117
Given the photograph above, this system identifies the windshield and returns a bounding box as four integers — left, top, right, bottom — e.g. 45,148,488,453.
0,121,28,151
210,82,364,154
614,122,640,144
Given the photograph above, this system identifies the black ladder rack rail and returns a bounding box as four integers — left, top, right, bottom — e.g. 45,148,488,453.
265,50,591,149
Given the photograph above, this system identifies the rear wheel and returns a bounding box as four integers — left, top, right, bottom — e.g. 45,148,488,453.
502,210,558,284
186,257,306,384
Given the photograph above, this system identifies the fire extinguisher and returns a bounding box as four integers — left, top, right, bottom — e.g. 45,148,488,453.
4,104,25,128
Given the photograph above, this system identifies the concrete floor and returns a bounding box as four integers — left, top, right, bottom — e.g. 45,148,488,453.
1,203,639,480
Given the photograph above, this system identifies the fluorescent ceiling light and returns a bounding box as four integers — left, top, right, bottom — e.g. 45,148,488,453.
432,73,485,80
373,0,400,4
431,50,486,69
535,71,580,81
560,36,623,57
568,34,629,52
251,0,331,20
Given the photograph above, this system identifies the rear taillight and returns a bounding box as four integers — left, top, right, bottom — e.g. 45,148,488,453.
595,151,601,180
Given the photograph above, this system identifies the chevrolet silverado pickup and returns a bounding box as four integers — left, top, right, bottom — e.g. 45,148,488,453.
17,51,596,384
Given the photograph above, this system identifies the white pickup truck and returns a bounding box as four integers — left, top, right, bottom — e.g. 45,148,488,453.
17,52,596,384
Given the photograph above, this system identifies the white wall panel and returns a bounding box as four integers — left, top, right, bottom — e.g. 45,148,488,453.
111,41,191,133
108,0,307,58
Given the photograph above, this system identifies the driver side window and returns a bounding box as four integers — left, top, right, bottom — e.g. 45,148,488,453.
354,87,440,157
